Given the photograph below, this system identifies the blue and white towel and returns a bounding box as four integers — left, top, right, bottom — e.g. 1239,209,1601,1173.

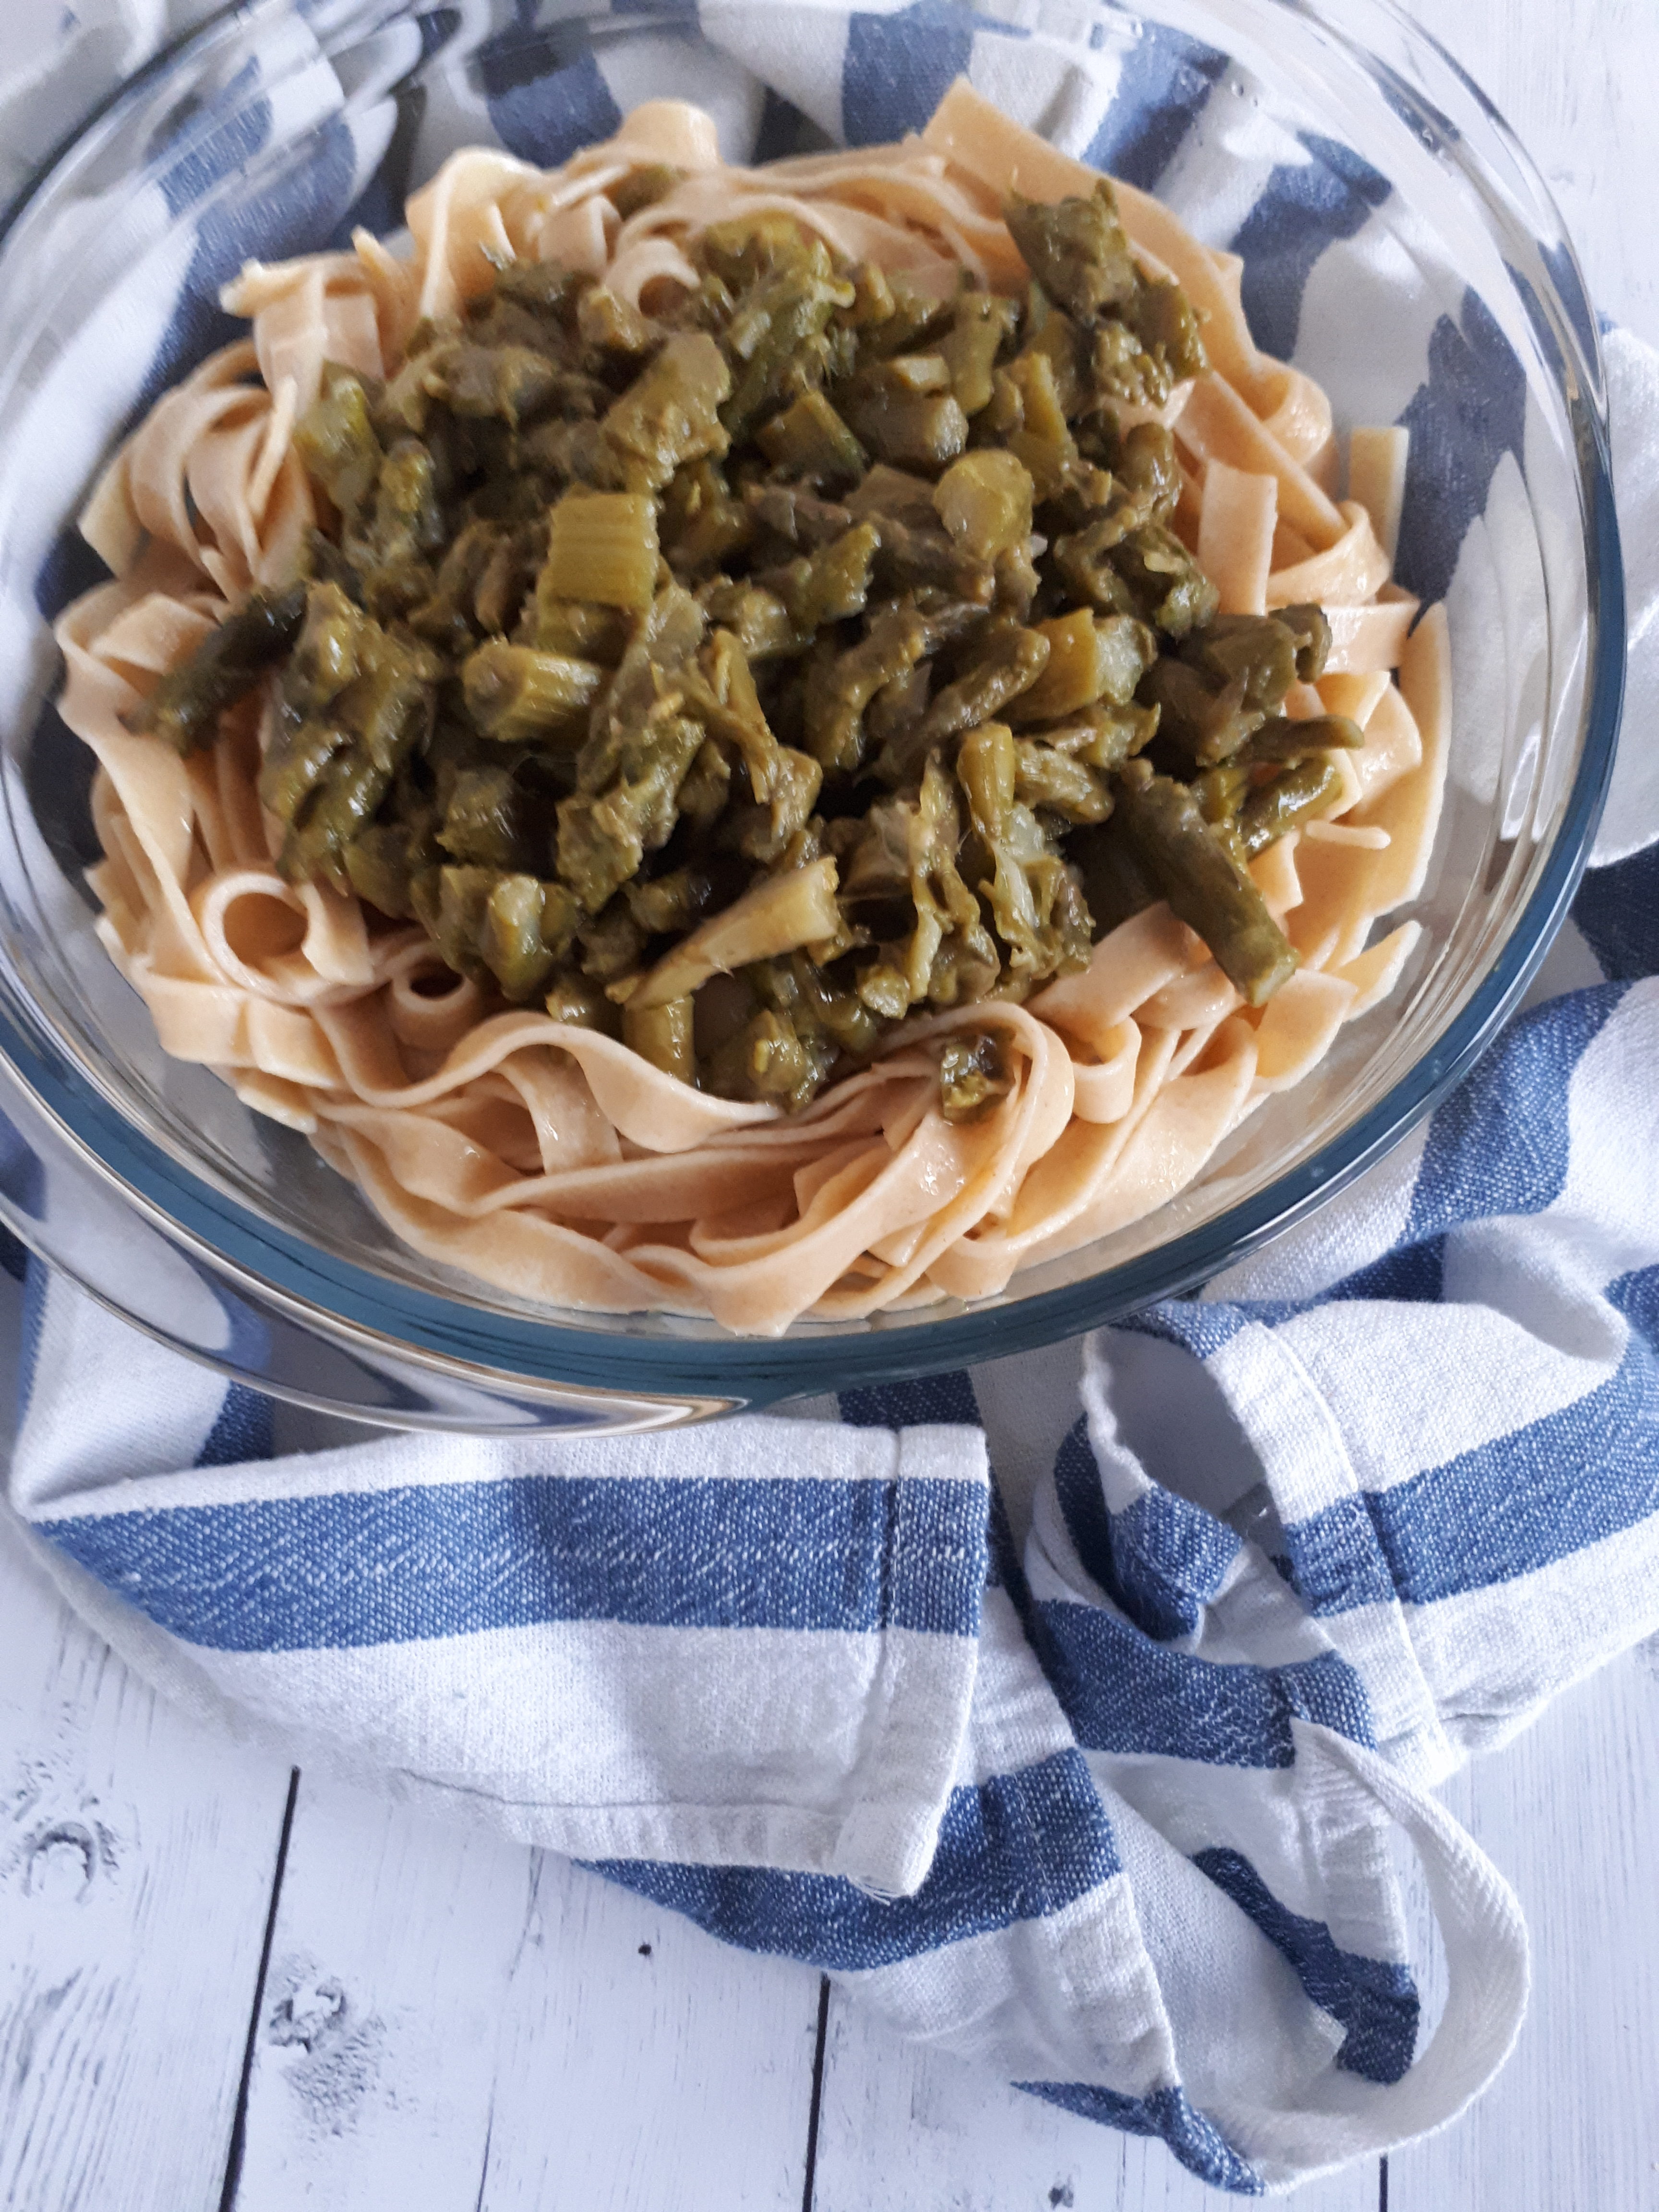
3,0,1659,2193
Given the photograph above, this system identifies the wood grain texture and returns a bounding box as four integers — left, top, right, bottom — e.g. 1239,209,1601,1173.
229,1773,822,2212
0,1521,293,2212
1388,1646,1659,2210
472,1854,819,2212
1431,0,1659,345
811,1999,1382,2212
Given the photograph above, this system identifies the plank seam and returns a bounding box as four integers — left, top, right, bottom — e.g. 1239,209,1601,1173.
472,2106,496,2212
800,1976,831,2212
216,1767,301,2212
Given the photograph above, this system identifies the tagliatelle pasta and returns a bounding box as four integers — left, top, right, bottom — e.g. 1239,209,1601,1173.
55,83,1449,1337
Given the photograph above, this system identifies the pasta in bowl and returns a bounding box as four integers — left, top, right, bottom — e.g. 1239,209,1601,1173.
55,80,1451,1339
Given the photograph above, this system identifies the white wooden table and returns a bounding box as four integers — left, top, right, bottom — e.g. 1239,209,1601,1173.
4,4,1658,2205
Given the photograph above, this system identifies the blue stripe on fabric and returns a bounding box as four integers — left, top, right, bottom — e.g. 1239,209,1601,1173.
839,1372,1008,1586
838,1369,979,1430
1229,133,1391,361
24,693,103,882
1322,1234,1446,1306
480,40,623,167
416,6,462,58
1132,985,1625,1367
132,58,357,421
136,113,361,436
1609,1263,1659,1346
153,57,270,220
1054,1412,1117,1588
1279,1493,1397,1616
1116,1302,1254,1359
1574,845,1659,984
1284,1327,1659,1615
1404,984,1624,1244
1395,288,1527,611
1037,1600,1374,1765
1121,991,1617,1351
40,1468,989,1651
1112,1491,1241,1635
1052,1417,1240,1640
33,537,113,625
591,1747,1118,1967
1191,1846,1419,2083
194,1383,275,1469
1020,2080,1262,2195
1540,238,1602,394
1084,24,1228,192
842,0,984,146
0,1110,43,1227
1118,1298,1307,1357
34,57,301,622
751,86,834,164
0,1108,46,1408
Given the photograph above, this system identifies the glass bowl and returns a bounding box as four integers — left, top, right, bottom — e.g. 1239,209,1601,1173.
0,0,1622,1431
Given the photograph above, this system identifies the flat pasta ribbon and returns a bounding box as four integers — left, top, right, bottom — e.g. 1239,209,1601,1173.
54,87,1449,1335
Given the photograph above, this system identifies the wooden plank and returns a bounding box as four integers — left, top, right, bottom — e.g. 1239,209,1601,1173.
0,1516,293,2212
1387,1647,1659,2211
810,1992,1381,2212
228,1770,823,2212
477,1851,822,2212
1433,0,1659,348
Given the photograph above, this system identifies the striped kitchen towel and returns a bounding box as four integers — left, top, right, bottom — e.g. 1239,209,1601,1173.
4,0,1659,2193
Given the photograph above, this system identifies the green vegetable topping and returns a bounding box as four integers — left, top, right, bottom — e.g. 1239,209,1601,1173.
137,175,1358,1107
133,585,307,753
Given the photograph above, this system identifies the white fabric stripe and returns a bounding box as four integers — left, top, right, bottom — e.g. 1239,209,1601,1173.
1306,1597,1455,1787
1151,62,1292,247
1152,1723,1525,2188
945,1582,1075,1790
1182,1323,1456,1778
1282,983,1659,1503
597,34,768,157
841,1876,1180,2098
1400,1511,1659,1761
971,1330,1087,1543
1023,1505,1338,1678
1205,1117,1429,1305
1205,1320,1365,1527
102,1610,984,1882
14,1271,228,1507
1521,914,1608,1004
964,24,1117,165
700,0,850,141
1105,1783,1346,2136
1084,1328,1264,1521
1274,1300,1620,1499
1294,212,1441,428
1451,976,1659,1298
1090,1748,1410,1963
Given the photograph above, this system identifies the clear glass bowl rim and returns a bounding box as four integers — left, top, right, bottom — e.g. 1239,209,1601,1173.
0,0,1626,1406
